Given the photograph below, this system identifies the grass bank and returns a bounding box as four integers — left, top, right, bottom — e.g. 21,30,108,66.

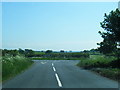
91,68,120,81
2,55,33,82
77,55,120,81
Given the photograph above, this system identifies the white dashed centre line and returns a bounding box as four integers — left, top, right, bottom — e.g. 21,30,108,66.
52,63,54,66
53,67,56,72
52,63,63,88
55,73,62,87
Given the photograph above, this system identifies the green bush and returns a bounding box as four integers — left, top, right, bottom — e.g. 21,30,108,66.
77,55,117,68
77,55,119,81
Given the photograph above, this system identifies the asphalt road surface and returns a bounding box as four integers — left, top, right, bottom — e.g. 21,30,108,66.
3,60,118,88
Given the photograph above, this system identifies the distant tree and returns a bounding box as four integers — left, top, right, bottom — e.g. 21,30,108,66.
41,50,44,52
83,50,89,53
18,48,25,55
69,50,72,53
45,50,53,53
2,49,19,56
90,48,98,52
25,49,34,57
60,50,64,53
10,49,19,56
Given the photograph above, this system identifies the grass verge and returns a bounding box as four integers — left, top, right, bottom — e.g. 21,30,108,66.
2,55,33,82
77,55,120,81
91,68,120,81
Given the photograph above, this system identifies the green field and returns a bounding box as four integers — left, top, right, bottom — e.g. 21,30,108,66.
31,51,89,60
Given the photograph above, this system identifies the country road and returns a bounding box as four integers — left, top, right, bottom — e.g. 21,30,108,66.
2,60,118,89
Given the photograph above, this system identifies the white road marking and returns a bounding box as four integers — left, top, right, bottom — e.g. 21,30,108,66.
52,63,54,66
52,63,62,87
41,62,46,64
55,73,62,87
53,67,56,71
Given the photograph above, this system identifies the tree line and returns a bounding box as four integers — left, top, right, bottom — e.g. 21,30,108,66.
1,49,89,58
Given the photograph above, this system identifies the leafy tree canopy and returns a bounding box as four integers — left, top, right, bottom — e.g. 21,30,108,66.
98,8,120,55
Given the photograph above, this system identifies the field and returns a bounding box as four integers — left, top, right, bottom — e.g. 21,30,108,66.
31,51,89,60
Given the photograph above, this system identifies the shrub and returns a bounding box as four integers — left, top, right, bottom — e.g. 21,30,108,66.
77,55,117,68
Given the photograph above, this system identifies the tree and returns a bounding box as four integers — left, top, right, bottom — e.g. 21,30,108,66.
10,49,19,56
24,49,34,57
60,50,64,53
97,39,117,55
100,9,120,42
45,50,52,53
98,8,120,56
18,48,25,55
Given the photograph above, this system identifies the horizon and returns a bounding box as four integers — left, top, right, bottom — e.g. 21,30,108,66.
1,48,87,52
2,2,118,51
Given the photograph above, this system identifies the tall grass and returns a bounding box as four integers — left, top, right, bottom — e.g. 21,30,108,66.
77,55,117,68
2,55,33,81
91,68,120,81
77,55,119,81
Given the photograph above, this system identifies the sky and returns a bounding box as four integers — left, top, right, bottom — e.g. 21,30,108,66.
2,2,118,51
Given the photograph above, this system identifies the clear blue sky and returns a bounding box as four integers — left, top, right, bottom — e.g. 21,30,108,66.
2,2,118,51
